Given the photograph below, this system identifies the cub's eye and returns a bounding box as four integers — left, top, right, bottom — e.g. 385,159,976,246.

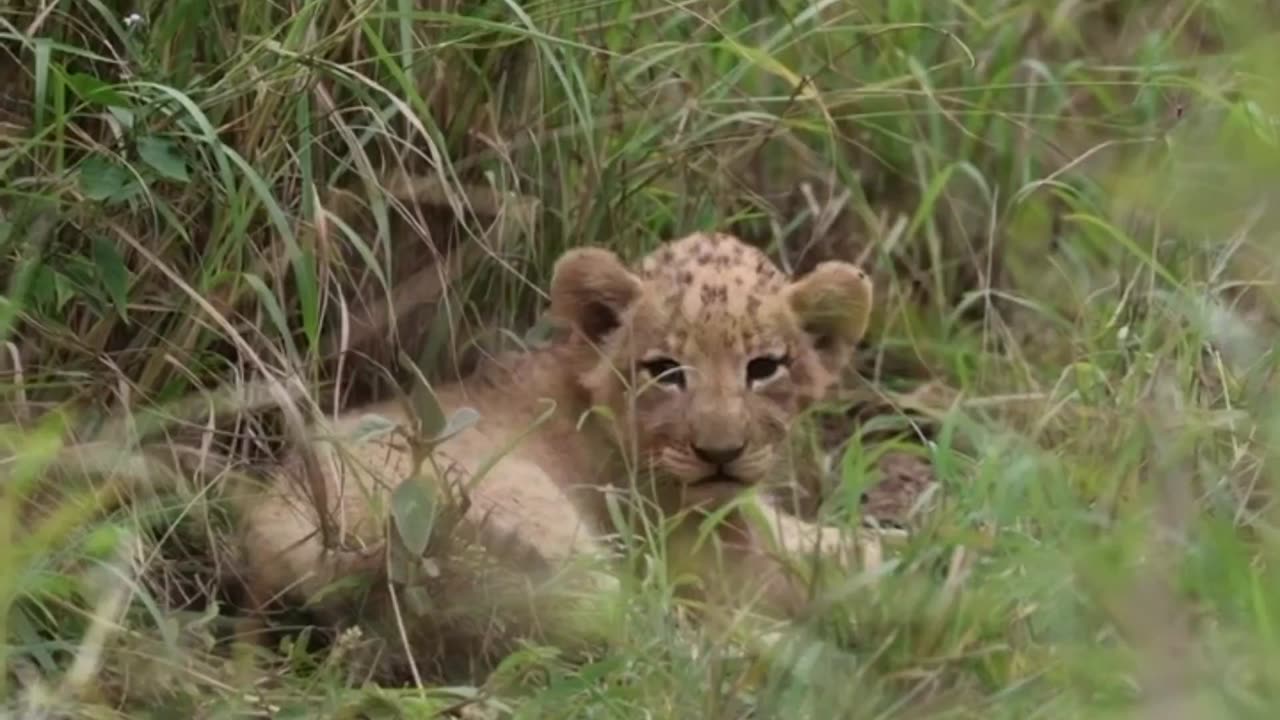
746,355,788,386
640,357,685,389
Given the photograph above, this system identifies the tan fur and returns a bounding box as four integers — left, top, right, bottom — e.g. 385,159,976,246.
236,231,874,678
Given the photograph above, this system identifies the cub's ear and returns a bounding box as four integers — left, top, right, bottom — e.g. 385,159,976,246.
785,260,873,362
549,247,645,343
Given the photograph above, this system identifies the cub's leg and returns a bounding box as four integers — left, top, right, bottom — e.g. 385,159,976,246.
235,441,625,672
688,500,860,619
233,436,407,628
763,505,854,565
451,454,609,569
432,455,626,652
237,442,616,612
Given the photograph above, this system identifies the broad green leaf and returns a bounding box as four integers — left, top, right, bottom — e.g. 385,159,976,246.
400,350,445,438
92,236,130,321
434,406,480,443
347,413,401,443
107,106,135,130
391,472,436,557
26,264,57,310
79,155,141,204
65,72,129,107
386,541,414,586
136,136,190,183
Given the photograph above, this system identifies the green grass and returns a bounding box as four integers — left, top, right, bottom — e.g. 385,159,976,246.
4,0,1280,717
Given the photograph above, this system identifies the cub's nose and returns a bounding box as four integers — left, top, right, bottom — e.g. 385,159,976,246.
692,443,745,467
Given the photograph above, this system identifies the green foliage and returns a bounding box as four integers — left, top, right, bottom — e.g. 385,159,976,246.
2,0,1280,717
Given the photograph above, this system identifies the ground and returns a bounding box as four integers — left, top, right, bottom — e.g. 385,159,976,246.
3,2,1280,719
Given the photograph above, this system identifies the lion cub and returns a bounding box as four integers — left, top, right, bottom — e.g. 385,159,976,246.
236,231,873,676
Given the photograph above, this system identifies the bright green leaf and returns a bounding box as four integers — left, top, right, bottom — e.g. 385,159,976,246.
79,156,142,204
64,72,129,107
107,106,135,130
27,264,57,310
391,473,437,557
434,406,480,443
137,136,190,183
80,522,125,559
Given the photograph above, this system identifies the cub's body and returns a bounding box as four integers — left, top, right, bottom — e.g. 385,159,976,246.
237,232,873,677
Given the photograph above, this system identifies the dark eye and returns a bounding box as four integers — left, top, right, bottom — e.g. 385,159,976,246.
640,357,685,388
746,355,788,386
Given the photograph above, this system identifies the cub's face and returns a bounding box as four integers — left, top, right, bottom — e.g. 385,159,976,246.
549,232,872,507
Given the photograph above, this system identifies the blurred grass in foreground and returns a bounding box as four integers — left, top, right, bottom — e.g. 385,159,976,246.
3,0,1280,717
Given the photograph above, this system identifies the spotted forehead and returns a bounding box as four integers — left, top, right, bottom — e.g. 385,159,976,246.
635,232,789,353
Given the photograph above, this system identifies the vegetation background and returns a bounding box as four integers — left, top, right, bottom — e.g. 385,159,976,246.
3,0,1280,717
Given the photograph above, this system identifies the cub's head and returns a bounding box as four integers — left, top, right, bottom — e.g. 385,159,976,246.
548,232,872,506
